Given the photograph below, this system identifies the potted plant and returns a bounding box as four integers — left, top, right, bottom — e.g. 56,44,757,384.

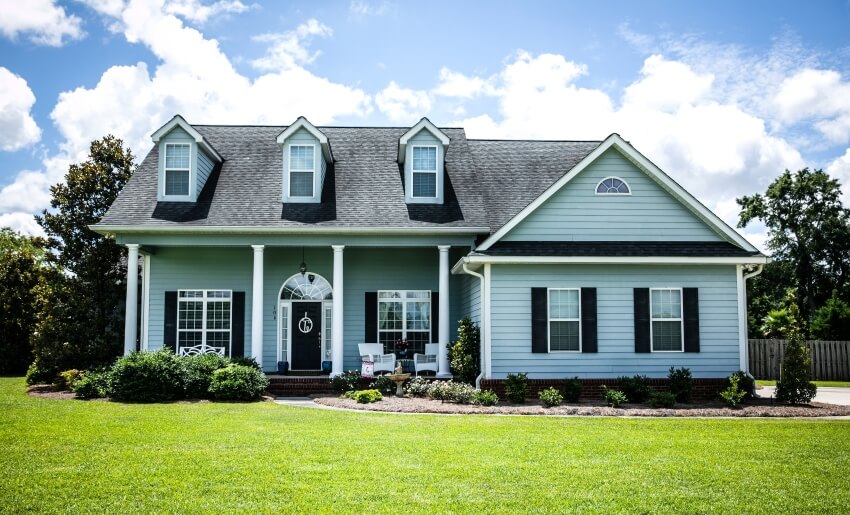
396,338,410,358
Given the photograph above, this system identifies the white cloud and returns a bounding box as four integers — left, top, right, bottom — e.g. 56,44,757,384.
375,81,431,123
432,67,494,99
164,0,251,24
827,148,850,206
0,170,51,212
0,212,44,237
349,1,392,17
0,68,41,151
251,19,333,71
774,68,850,143
0,0,84,46
622,54,713,112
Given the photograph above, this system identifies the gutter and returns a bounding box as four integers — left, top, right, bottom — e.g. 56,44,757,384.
461,263,486,390
742,264,765,380
451,254,770,274
90,224,490,237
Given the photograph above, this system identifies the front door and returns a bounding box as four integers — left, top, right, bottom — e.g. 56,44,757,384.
291,301,322,370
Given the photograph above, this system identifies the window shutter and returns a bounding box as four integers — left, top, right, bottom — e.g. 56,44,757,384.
683,288,700,352
634,288,650,353
531,287,548,353
164,291,177,352
581,288,597,353
431,292,439,343
365,292,377,342
231,292,245,358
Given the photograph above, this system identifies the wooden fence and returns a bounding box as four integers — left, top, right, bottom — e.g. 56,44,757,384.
749,339,850,381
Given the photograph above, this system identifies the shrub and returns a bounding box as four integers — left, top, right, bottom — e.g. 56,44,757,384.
230,356,262,370
602,386,627,408
183,354,231,399
561,377,583,403
56,369,83,390
617,375,651,403
719,375,747,407
668,367,693,403
25,358,58,386
109,349,185,402
404,376,431,397
775,333,817,404
539,387,563,408
427,380,477,404
345,389,383,403
648,391,676,408
449,317,480,385
505,372,528,404
72,369,110,399
370,375,396,395
330,370,362,393
208,365,269,401
474,389,499,407
728,370,755,399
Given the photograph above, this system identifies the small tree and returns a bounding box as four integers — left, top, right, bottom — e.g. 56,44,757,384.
448,317,480,384
810,290,850,341
775,327,817,405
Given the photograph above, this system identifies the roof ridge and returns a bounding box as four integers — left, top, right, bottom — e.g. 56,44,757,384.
192,124,466,130
468,138,602,143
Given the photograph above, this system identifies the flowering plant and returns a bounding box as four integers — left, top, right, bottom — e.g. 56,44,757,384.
395,339,410,352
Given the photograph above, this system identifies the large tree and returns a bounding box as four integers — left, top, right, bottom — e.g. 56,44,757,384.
738,168,850,331
33,135,135,371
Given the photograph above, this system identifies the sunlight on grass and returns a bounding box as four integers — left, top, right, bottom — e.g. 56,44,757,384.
756,379,850,388
1,377,849,512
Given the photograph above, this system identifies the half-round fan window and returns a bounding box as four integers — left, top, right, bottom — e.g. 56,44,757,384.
280,273,333,300
595,177,631,194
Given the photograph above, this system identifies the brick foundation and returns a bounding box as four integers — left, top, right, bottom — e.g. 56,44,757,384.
479,377,730,402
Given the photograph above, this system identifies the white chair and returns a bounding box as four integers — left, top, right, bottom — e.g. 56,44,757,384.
358,343,396,375
414,343,439,376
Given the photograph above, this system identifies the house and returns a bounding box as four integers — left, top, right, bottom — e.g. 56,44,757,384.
93,114,768,386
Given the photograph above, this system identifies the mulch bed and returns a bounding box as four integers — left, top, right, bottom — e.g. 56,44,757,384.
312,394,850,417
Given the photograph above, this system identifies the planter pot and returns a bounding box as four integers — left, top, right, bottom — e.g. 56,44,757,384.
321,360,332,374
277,361,289,374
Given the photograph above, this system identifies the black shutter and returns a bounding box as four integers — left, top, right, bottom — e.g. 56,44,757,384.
634,288,650,353
431,292,439,343
365,292,377,342
231,292,245,358
683,288,700,352
531,287,548,353
581,288,597,353
164,291,177,352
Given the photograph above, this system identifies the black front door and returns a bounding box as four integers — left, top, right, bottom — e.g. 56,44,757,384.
291,302,322,370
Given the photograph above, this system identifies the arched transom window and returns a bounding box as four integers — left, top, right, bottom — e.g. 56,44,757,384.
280,273,333,300
596,177,630,195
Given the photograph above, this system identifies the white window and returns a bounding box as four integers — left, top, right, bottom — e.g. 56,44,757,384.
411,146,437,198
650,288,683,352
164,143,191,196
378,290,431,354
178,290,232,356
595,176,630,195
548,289,581,352
289,144,315,197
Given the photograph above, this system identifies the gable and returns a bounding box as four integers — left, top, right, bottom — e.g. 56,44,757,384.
502,147,724,243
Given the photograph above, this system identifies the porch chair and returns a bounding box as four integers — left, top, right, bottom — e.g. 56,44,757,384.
358,343,396,375
413,343,439,376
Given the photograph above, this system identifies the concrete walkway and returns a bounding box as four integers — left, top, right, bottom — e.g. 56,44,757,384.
759,386,850,405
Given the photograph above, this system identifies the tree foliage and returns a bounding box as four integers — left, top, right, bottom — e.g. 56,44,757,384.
738,168,850,333
810,290,850,341
449,317,480,385
32,135,135,372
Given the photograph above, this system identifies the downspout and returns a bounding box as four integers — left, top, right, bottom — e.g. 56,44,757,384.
742,264,764,378
463,262,486,389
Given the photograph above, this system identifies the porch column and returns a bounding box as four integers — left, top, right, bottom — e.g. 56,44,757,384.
437,245,451,377
331,245,345,376
123,244,139,356
251,245,264,367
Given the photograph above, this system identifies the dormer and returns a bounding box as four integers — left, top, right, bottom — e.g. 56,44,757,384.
277,117,333,204
398,117,450,204
151,115,222,202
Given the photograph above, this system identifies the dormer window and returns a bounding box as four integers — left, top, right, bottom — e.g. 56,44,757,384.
164,143,191,196
412,145,437,198
289,144,316,197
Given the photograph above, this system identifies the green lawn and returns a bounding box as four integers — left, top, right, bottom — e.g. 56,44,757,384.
756,379,850,388
2,378,849,513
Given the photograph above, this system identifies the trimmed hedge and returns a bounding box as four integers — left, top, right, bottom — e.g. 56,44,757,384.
208,365,269,401
109,349,186,402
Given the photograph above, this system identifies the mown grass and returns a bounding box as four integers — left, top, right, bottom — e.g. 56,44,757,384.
756,379,850,388
1,377,849,513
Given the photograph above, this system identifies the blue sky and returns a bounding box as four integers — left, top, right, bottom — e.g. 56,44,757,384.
1,0,850,247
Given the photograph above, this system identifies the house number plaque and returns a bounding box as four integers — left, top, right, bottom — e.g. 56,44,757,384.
298,312,314,334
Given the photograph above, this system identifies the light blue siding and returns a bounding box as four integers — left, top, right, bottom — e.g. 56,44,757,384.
282,127,326,203
196,149,214,195
405,130,444,204
489,264,741,378
503,148,723,242
459,273,481,324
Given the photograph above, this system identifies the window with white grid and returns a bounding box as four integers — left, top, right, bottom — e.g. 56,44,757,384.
289,144,315,197
164,143,191,196
411,146,437,198
378,290,431,354
650,288,683,352
549,289,580,351
177,290,232,356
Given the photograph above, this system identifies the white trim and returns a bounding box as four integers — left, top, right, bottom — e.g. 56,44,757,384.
398,117,450,164
649,288,684,353
276,116,333,162
92,224,489,236
411,145,439,199
483,263,492,378
141,254,151,351
251,245,264,365
476,133,760,253
151,114,222,163
277,300,291,365
162,142,192,199
377,290,432,348
124,243,140,356
738,264,764,374
287,143,316,198
176,289,233,357
331,245,344,376
547,288,582,353
594,176,631,195
451,254,770,274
